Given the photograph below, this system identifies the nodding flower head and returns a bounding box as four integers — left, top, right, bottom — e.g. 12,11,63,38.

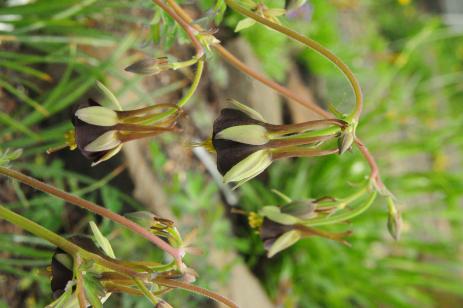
257,215,351,258
244,192,352,257
210,99,347,187
70,98,182,166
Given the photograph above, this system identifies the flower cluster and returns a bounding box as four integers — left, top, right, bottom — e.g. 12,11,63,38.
209,100,347,187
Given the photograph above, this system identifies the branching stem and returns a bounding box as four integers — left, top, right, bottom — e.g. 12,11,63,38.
0,166,184,264
159,0,383,189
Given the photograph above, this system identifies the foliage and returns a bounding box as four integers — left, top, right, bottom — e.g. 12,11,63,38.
1,0,462,307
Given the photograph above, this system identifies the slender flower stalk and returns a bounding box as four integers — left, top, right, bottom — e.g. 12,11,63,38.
161,0,384,190
74,254,87,308
224,0,363,121
0,166,185,264
155,277,239,308
0,204,140,276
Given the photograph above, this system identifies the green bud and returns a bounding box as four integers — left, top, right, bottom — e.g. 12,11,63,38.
387,197,402,240
125,57,172,75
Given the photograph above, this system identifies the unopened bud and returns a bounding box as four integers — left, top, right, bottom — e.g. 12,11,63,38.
387,197,402,240
125,57,172,75
156,300,173,308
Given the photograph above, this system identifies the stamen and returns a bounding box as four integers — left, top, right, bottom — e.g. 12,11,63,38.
46,144,69,154
47,130,77,154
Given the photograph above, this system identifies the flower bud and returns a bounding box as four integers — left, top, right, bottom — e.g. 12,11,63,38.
338,121,357,154
125,57,172,75
387,197,402,240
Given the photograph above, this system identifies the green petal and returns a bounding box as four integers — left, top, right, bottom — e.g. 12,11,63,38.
260,206,300,225
91,144,123,166
223,149,272,184
228,99,265,122
84,131,120,152
75,106,119,126
267,230,301,258
215,124,268,145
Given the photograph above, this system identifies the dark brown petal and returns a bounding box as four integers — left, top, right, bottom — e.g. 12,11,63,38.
213,108,263,136
212,139,263,175
71,99,115,162
260,219,292,244
51,236,102,298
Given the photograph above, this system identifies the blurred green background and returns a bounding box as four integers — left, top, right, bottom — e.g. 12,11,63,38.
0,0,462,307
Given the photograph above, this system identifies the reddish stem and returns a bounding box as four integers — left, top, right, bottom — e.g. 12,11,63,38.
0,167,184,264
161,0,383,189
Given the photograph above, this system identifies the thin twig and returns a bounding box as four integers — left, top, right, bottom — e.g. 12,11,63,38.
151,0,204,58
155,277,239,308
162,0,383,188
0,166,184,264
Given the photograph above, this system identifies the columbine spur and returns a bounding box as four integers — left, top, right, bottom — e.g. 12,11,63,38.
209,99,347,187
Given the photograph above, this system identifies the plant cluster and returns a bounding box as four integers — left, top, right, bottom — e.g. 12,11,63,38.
9,0,460,307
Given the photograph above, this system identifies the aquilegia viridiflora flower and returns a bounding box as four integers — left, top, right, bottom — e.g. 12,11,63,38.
48,82,183,166
208,99,347,187
69,99,182,166
247,195,353,257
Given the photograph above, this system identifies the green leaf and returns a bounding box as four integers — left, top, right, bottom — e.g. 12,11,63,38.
235,17,256,32
89,221,115,259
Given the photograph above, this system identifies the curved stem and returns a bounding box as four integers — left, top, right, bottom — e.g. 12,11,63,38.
224,0,363,121
155,277,239,308
134,278,160,305
0,204,140,276
354,137,384,190
215,45,332,118
178,59,204,107
151,0,204,58
162,0,383,188
0,166,184,264
75,254,87,308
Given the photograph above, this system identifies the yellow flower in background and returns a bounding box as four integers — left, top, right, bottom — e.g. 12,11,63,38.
398,0,411,5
